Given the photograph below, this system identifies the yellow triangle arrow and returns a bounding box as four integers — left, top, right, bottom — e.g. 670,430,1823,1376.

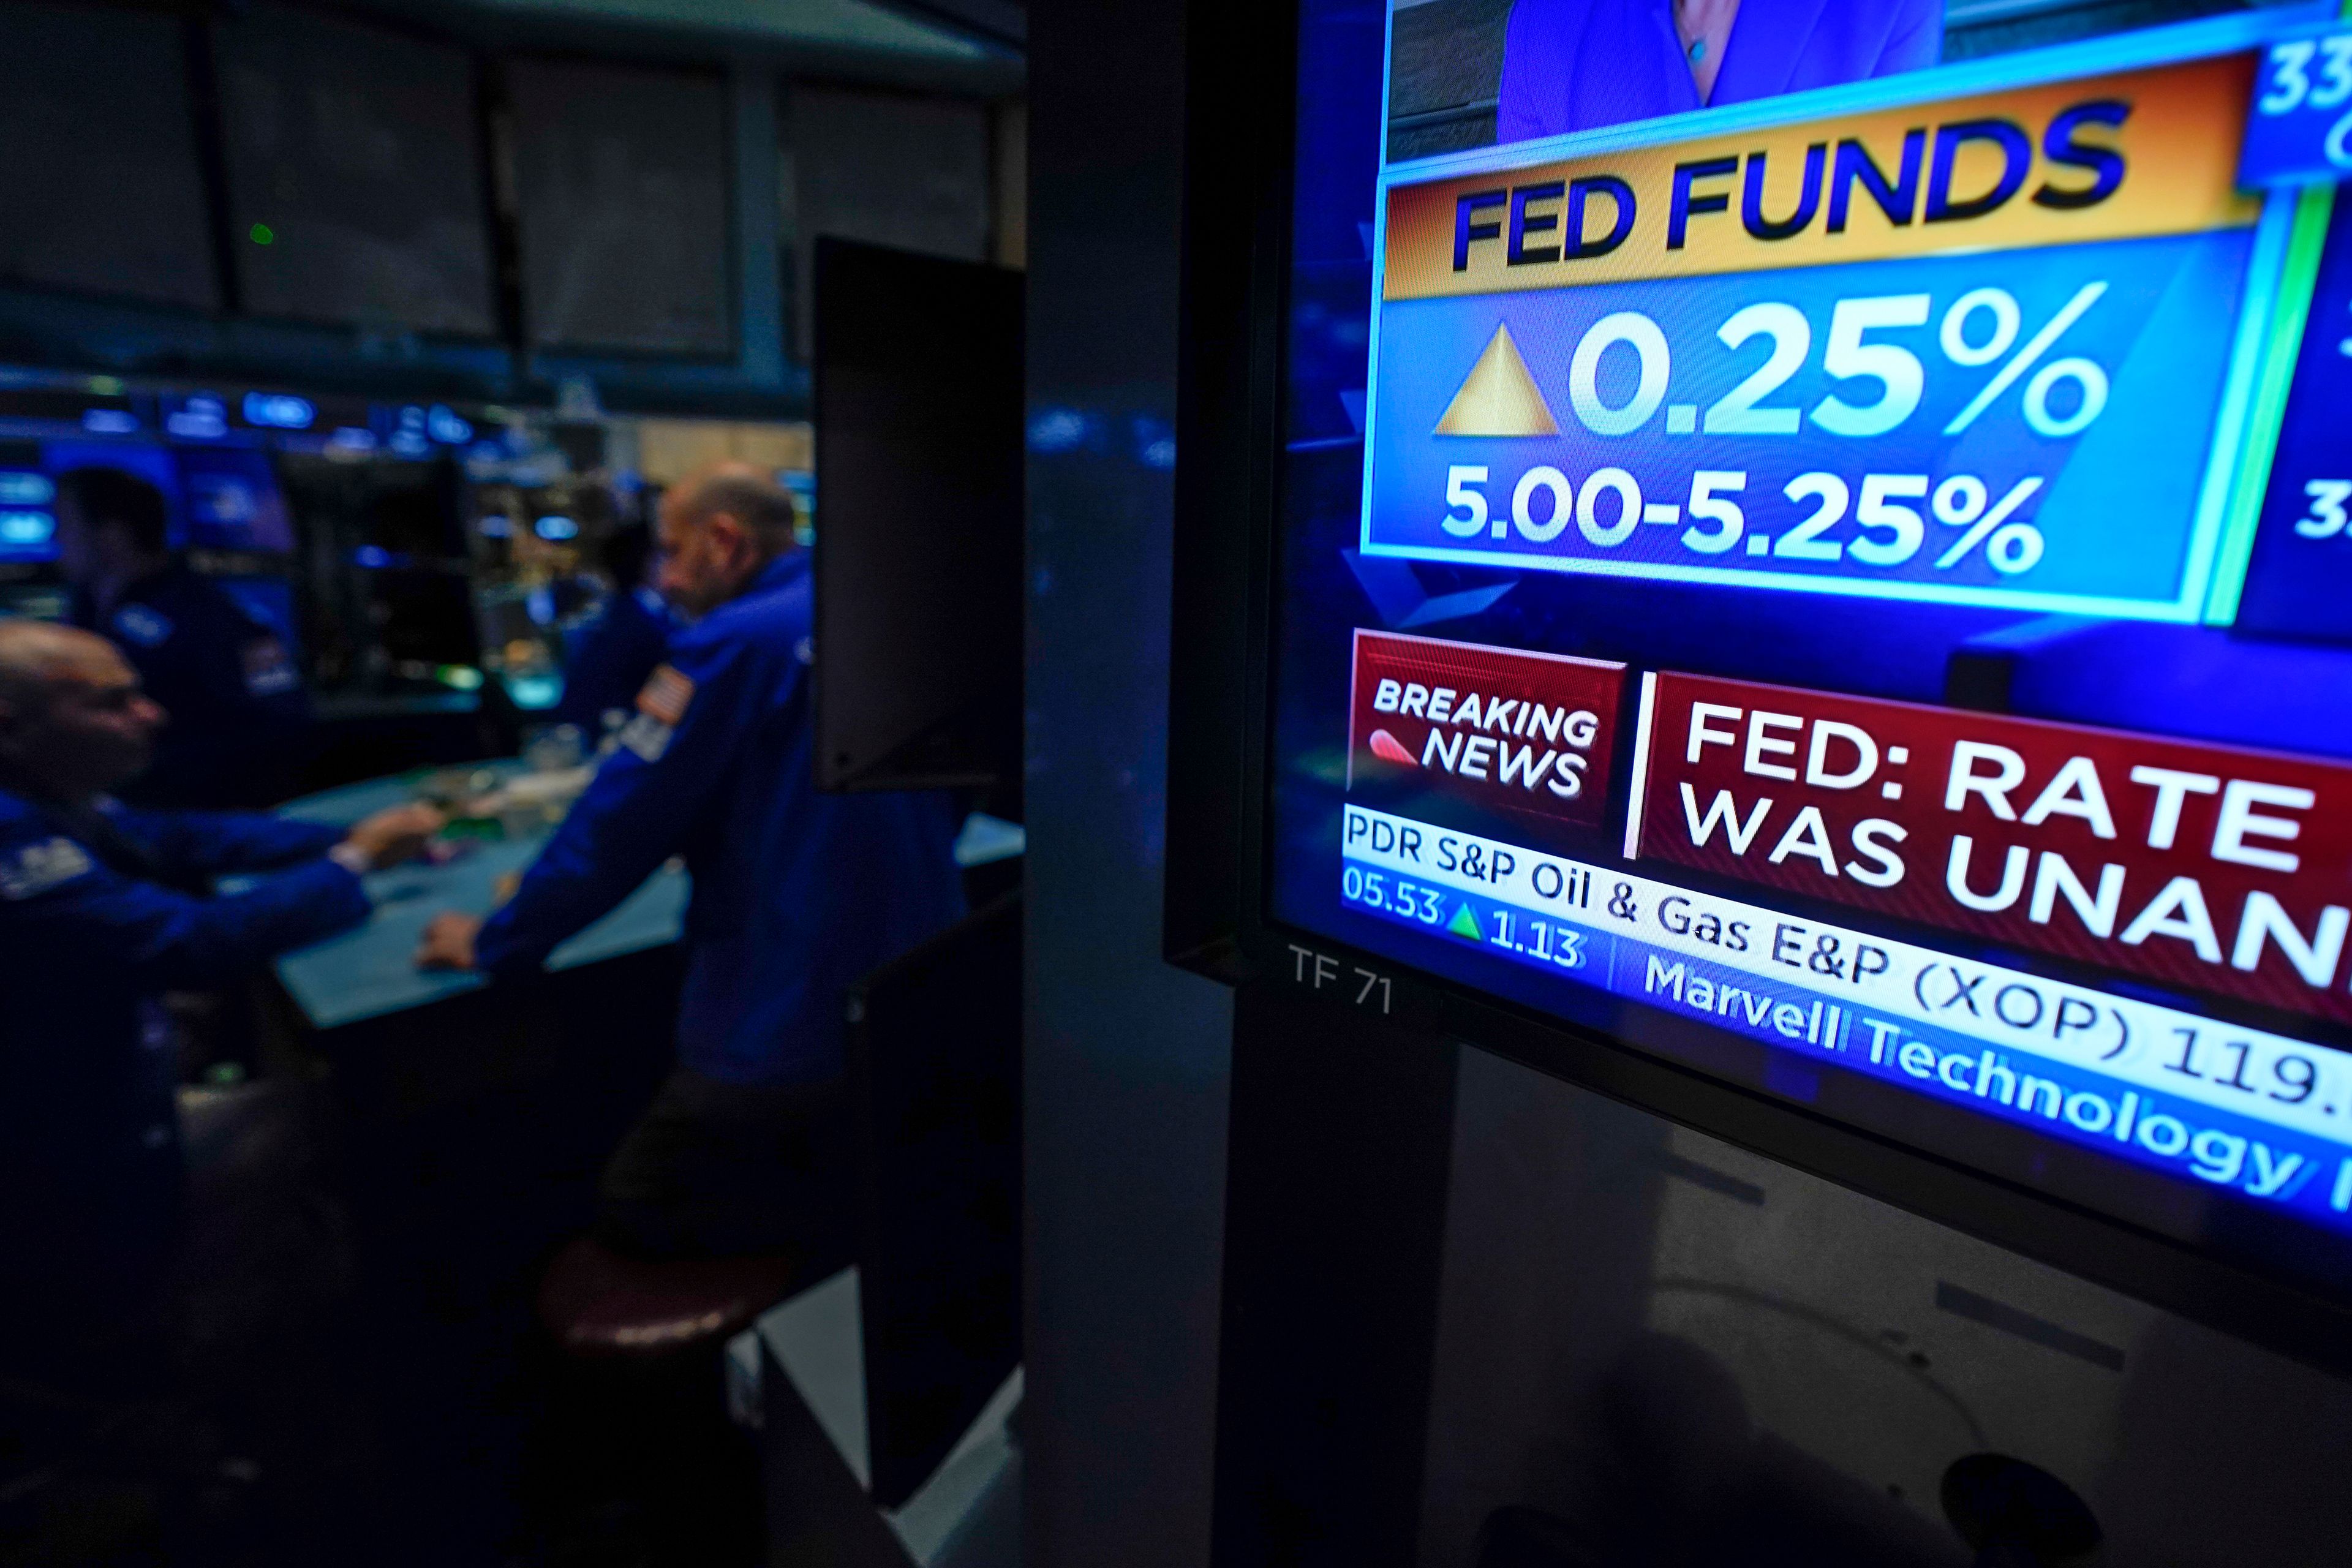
1434,322,1559,438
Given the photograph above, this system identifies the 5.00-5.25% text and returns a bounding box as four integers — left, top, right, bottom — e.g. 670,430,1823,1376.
1441,463,2048,575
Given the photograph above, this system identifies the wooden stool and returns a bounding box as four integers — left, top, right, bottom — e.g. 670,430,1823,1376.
530,1237,805,1566
537,1236,803,1358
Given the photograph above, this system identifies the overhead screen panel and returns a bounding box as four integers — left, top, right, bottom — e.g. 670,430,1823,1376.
213,4,496,336
0,4,217,311
790,88,993,358
508,62,734,356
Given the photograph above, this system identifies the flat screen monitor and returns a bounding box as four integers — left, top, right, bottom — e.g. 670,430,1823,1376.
812,239,1022,793
848,891,1021,1510
0,441,56,565
213,4,497,336
0,4,218,311
507,60,734,356
178,447,295,554
37,441,187,559
1174,0,2352,1365
3,440,293,562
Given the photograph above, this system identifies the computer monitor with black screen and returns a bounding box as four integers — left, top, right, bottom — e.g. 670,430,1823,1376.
812,239,1023,794
1171,0,2352,1378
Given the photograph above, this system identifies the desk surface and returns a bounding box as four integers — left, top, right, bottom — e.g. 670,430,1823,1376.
273,764,685,1031
271,766,1025,1033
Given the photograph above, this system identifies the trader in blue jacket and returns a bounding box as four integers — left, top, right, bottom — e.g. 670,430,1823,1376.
58,465,314,809
0,618,439,1344
415,464,966,1262
556,519,676,736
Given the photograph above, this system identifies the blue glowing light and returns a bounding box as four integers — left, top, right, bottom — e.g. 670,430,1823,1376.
241,391,315,430
506,673,562,711
81,409,138,435
0,473,56,506
0,510,54,545
534,514,579,541
427,405,473,444
1027,408,1093,453
165,396,228,440
188,477,258,526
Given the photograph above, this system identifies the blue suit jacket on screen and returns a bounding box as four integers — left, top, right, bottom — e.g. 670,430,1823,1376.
1496,0,1945,144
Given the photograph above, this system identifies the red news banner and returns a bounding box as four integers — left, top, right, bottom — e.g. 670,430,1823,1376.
1349,630,1626,833
1630,674,2352,1028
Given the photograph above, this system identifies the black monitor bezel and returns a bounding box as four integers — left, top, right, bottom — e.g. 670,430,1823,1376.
1162,0,2352,1381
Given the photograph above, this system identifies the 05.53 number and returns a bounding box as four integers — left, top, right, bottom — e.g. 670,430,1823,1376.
1343,865,1446,924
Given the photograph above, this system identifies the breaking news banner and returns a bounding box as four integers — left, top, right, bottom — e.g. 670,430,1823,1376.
1625,671,2352,1031
1361,49,2277,622
1338,804,2352,1234
1346,629,1627,835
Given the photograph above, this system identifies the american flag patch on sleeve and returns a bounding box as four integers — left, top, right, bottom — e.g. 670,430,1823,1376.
635,665,696,726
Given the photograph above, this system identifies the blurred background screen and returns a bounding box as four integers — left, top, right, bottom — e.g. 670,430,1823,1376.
178,446,296,554
213,2,498,336
0,2,219,312
508,60,735,356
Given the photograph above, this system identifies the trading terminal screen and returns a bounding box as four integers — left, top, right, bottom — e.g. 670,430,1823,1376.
0,441,295,564
1265,0,2352,1297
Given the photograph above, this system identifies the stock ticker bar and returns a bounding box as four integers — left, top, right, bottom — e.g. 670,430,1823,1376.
1360,49,2288,620
1338,804,2352,1234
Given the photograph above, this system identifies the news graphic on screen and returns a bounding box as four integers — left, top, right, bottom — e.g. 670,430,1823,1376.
1268,4,2352,1295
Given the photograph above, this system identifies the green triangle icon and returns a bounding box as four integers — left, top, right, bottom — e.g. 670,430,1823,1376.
1447,902,1485,941
1434,322,1560,437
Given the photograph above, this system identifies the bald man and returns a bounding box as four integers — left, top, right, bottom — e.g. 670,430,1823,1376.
415,465,966,1261
0,620,437,1322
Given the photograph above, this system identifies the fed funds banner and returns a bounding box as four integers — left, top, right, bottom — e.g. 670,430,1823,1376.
1362,50,2280,621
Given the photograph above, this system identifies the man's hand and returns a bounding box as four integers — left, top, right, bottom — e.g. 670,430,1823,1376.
340,803,446,871
415,911,483,971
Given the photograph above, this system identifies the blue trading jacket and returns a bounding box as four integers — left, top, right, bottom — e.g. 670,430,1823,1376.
74,565,314,809
0,787,368,1165
476,551,968,1087
557,584,676,734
